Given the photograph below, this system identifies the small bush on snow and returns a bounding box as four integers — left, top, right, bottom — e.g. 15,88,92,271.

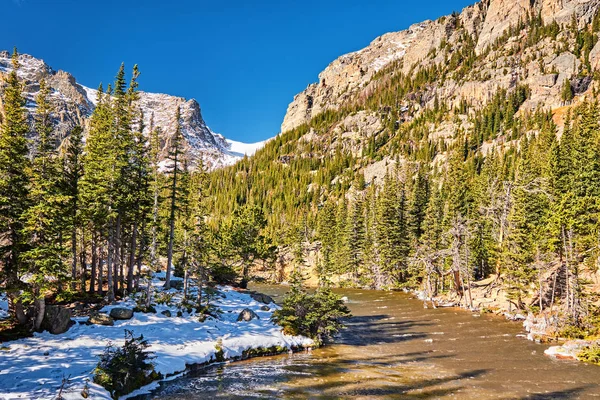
93,330,161,399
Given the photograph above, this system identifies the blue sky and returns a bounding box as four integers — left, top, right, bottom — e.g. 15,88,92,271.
1,0,474,142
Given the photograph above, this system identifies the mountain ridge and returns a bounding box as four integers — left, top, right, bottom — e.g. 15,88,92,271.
0,50,265,169
280,0,600,134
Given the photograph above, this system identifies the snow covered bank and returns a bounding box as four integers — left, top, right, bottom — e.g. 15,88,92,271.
0,276,312,399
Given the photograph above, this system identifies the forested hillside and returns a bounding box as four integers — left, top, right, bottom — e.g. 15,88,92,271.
207,1,600,330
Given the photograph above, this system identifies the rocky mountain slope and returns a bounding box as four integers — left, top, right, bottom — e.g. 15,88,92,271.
207,0,600,277
0,51,262,169
281,0,600,134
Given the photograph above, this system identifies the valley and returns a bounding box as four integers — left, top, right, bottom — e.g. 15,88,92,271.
2,0,600,398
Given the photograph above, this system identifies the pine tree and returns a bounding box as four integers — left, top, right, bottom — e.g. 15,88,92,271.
125,103,150,292
21,77,69,330
165,106,186,290
316,200,336,282
347,194,366,282
220,204,274,288
561,79,574,104
407,167,429,243
333,197,350,277
80,84,118,300
148,114,162,274
0,48,32,322
570,102,600,264
61,125,85,291
111,63,138,294
173,159,192,281
376,172,409,285
503,149,547,308
187,166,210,302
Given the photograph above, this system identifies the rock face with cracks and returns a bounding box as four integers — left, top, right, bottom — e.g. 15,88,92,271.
280,0,600,134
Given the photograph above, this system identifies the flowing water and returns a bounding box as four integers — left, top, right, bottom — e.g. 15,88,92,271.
148,285,600,399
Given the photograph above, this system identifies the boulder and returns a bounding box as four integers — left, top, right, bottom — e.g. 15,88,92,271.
260,305,270,312
237,308,259,322
165,280,184,290
161,310,172,317
109,307,134,320
42,305,72,334
87,313,114,326
249,292,274,305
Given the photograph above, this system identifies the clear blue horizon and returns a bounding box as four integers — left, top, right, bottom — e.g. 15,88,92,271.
1,0,474,143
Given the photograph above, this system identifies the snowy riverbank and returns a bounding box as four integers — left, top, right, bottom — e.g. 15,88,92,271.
0,275,312,399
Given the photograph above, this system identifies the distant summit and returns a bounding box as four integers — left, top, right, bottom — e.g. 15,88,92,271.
0,51,265,169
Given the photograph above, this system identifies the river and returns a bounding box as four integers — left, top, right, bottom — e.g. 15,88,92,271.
147,285,600,399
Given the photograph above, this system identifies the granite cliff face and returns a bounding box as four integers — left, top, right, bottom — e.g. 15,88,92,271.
0,51,259,169
281,0,600,134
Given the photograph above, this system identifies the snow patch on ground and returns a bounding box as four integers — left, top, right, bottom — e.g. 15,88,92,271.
0,275,311,399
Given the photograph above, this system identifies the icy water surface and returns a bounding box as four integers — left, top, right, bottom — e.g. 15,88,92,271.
147,285,600,399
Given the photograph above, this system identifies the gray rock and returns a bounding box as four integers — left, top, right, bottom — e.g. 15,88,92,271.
161,310,172,317
260,305,270,312
87,312,114,326
109,307,134,320
42,305,72,334
249,292,274,305
550,52,581,84
237,308,260,322
534,74,557,88
165,280,184,290
591,39,600,71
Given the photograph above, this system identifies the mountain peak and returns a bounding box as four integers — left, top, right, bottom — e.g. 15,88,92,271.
0,51,265,169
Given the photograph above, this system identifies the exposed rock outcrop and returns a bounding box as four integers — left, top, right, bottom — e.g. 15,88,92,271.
280,0,600,134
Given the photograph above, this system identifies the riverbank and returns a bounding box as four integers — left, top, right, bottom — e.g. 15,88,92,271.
417,275,600,365
0,275,312,399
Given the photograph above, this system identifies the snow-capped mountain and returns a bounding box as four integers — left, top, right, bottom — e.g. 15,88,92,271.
0,51,264,169
225,138,267,157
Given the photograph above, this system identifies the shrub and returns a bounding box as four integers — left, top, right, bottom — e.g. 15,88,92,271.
578,345,600,365
154,292,174,306
272,278,351,345
93,330,161,399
